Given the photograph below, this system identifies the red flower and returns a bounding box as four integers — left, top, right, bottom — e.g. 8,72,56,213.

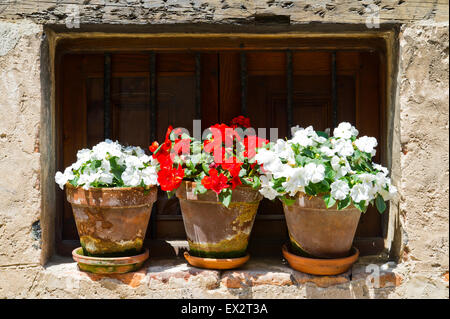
173,138,191,155
221,160,242,177
149,141,159,153
230,175,242,189
230,116,251,129
243,136,269,159
210,124,241,144
151,125,178,168
158,166,185,191
201,168,230,194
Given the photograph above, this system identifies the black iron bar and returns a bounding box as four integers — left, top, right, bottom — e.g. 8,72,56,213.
286,50,293,137
103,53,112,139
240,52,248,116
195,53,201,119
331,51,338,129
149,51,157,143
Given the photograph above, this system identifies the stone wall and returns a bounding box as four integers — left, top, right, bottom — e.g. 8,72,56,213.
0,1,448,298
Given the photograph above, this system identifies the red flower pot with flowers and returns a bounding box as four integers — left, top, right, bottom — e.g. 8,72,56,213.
149,117,268,269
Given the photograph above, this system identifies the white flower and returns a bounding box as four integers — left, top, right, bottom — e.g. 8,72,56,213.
282,167,309,196
373,163,388,175
332,138,354,157
255,148,285,177
350,183,371,203
55,140,159,189
320,146,336,157
259,175,280,200
331,156,353,178
330,180,350,200
333,122,359,139
379,184,397,201
355,136,378,156
304,163,325,184
141,166,159,186
272,139,295,165
55,167,75,190
291,126,316,147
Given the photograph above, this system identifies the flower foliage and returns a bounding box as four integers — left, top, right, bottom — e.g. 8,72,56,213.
256,122,397,213
55,140,159,190
149,116,268,207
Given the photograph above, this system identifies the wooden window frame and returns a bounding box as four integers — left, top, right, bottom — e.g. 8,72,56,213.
54,32,390,257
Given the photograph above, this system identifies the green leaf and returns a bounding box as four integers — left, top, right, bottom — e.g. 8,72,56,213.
272,178,286,193
90,160,102,170
375,194,387,213
202,163,210,174
325,166,336,180
69,176,79,187
251,177,261,190
315,180,330,194
218,189,232,208
281,196,296,206
305,185,316,196
194,182,208,195
316,131,329,139
323,194,336,208
353,200,367,212
167,190,176,199
109,157,125,186
302,148,314,158
337,197,351,210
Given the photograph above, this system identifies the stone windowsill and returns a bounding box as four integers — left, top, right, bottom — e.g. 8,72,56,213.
34,254,404,298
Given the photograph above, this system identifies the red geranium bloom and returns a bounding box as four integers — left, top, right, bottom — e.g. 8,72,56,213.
158,166,185,191
243,136,269,159
230,175,242,189
221,160,242,177
230,115,251,129
173,138,191,155
201,168,230,194
210,124,241,144
149,141,159,153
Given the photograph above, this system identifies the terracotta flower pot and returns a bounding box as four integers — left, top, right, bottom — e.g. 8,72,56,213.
176,181,263,259
66,184,157,257
282,193,361,259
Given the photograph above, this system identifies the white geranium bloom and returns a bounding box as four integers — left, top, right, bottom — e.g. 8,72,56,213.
255,148,285,177
330,180,350,200
141,166,159,186
273,139,296,165
333,122,359,139
55,140,158,189
98,171,114,185
259,175,280,200
55,167,75,190
350,183,370,203
304,163,325,184
379,184,397,201
320,146,336,157
291,125,302,136
372,163,388,175
355,136,378,156
291,131,313,147
331,156,352,178
332,138,354,157
282,167,309,196
121,167,141,187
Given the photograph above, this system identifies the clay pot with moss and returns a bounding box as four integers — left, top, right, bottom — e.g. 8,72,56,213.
176,181,263,259
66,184,157,257
283,193,361,259
55,140,161,259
